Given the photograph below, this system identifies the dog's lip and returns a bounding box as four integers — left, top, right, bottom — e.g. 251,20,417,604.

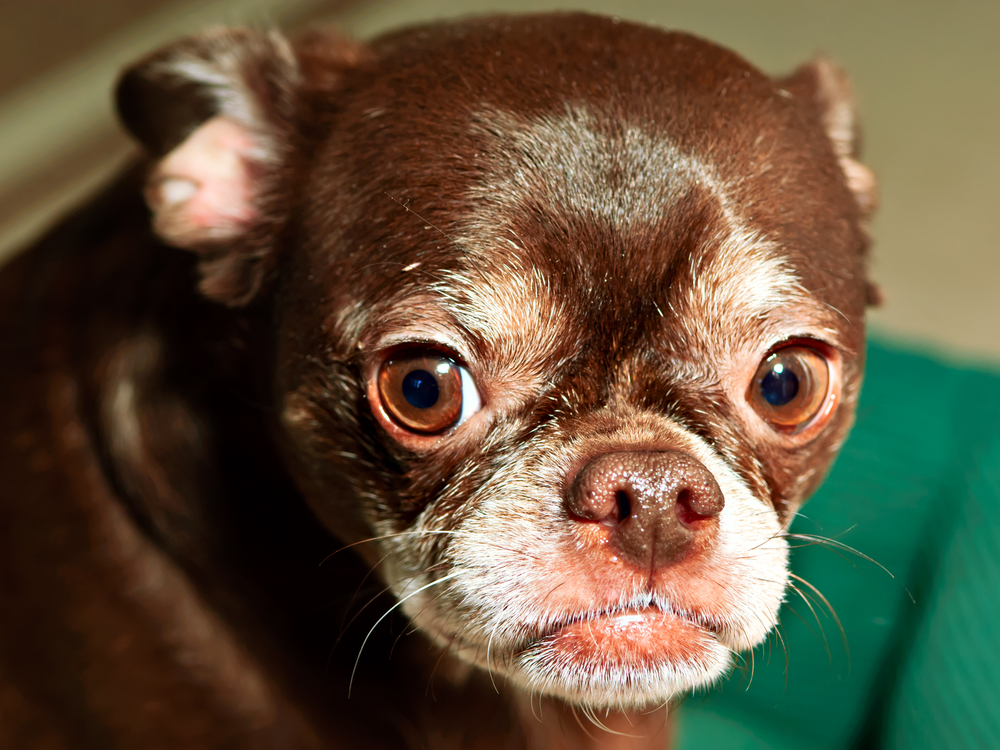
509,604,726,676
520,604,721,655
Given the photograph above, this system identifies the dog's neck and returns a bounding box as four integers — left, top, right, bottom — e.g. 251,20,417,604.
514,696,673,750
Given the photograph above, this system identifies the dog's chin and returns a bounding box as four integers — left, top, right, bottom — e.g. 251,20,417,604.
508,606,732,709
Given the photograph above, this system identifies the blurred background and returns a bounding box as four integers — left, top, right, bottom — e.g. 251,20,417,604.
1,0,997,365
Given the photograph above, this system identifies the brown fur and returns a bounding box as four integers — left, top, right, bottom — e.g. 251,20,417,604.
0,14,873,749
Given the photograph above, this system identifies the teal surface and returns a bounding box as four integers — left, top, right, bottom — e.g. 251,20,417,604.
675,340,1000,749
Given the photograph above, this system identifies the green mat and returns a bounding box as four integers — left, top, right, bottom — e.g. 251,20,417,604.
676,340,1000,748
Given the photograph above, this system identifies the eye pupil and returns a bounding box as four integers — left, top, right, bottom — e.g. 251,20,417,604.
761,364,799,406
402,369,440,409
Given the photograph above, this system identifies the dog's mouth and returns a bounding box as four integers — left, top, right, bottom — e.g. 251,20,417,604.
525,605,718,653
491,602,732,707
519,604,722,668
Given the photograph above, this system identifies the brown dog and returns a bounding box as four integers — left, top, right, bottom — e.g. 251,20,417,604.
0,13,876,749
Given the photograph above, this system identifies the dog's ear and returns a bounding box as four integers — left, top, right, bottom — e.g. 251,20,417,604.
781,59,881,307
781,59,878,220
116,28,365,306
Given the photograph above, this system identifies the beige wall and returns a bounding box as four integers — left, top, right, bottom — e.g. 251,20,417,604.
3,0,998,366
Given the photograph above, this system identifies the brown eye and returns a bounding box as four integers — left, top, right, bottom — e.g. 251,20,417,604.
377,351,480,434
750,345,831,432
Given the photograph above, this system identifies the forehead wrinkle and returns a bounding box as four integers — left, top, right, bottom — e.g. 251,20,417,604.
664,224,852,378
428,262,574,382
683,226,804,326
464,103,745,237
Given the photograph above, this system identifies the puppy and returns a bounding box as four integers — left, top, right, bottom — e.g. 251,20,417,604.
0,13,877,750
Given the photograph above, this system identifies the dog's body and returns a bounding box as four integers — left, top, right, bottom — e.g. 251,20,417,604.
0,14,875,749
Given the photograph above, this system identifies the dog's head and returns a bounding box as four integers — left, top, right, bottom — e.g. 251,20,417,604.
118,14,876,709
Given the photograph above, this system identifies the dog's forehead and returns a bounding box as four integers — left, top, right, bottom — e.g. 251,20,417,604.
416,104,836,374
464,104,737,233
316,15,863,375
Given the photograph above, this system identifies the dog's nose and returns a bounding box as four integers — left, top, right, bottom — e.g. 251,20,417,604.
567,451,725,569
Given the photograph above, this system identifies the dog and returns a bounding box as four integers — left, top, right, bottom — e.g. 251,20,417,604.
0,13,877,749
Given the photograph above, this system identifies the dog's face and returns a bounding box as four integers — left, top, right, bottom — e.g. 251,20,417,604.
119,15,875,710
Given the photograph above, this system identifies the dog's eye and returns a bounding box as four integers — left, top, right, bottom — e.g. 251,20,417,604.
750,345,830,431
377,351,481,434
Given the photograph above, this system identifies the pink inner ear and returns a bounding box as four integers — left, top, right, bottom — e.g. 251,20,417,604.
146,117,258,247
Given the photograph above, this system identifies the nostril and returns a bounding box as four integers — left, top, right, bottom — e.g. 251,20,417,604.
675,487,721,527
614,489,632,522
